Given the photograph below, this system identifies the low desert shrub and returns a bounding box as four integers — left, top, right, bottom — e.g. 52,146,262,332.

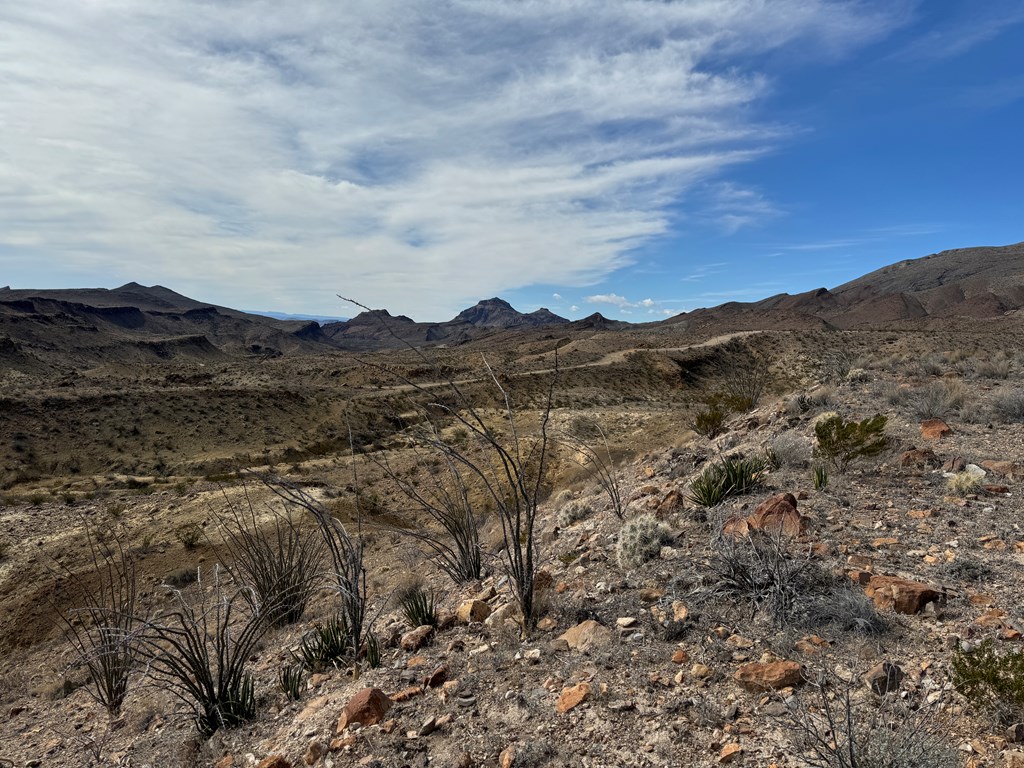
908,379,969,420
946,471,982,496
973,357,1012,379
799,587,886,634
788,674,960,768
176,522,203,550
688,455,766,508
769,432,812,468
164,566,199,588
689,405,729,438
616,515,672,569
991,389,1024,423
814,414,888,473
952,639,1024,725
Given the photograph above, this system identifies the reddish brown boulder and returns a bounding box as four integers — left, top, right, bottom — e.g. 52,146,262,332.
337,688,393,732
256,757,291,768
734,660,804,691
920,419,953,440
900,447,939,468
865,575,941,614
748,492,807,536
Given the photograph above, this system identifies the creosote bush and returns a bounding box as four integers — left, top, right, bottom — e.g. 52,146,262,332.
952,639,1024,725
814,414,888,473
616,514,672,569
176,522,203,550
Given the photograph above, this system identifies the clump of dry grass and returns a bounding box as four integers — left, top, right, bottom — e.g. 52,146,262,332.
946,472,981,496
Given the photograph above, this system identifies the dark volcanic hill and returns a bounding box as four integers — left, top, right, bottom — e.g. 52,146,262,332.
320,299,569,350
0,283,330,369
661,241,1024,332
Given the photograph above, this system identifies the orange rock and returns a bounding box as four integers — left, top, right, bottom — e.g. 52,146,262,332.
337,688,393,732
734,661,803,691
456,599,491,624
872,537,899,548
390,686,423,702
865,575,941,614
671,649,689,664
719,743,743,763
908,509,935,519
556,682,592,713
256,757,291,768
920,418,953,440
215,757,235,768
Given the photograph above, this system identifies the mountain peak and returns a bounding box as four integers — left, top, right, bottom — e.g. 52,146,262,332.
452,298,567,328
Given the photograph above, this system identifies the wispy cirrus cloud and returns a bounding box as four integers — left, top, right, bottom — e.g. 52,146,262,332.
0,1,908,318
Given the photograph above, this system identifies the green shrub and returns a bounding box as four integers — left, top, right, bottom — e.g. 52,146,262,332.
688,455,766,508
176,522,203,550
952,639,1024,725
616,514,672,569
813,414,888,473
396,581,438,628
689,405,728,438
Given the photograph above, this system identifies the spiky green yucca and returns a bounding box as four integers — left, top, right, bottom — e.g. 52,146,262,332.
688,455,766,508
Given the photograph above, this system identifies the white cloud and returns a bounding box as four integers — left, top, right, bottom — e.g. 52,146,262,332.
0,1,907,318
639,298,656,307
586,293,634,308
570,305,580,312
552,293,562,300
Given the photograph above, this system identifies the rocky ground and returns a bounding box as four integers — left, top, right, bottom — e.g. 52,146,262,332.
2,340,1023,768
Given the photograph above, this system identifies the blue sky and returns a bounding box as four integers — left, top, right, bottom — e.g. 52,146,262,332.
1,1,1022,322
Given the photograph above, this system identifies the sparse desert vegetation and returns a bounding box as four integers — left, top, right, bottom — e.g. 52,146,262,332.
2,276,1024,767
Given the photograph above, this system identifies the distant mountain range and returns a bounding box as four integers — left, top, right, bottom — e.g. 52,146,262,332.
659,241,1024,333
2,241,1022,370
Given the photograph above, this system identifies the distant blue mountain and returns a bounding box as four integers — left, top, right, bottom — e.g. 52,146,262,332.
248,310,349,324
